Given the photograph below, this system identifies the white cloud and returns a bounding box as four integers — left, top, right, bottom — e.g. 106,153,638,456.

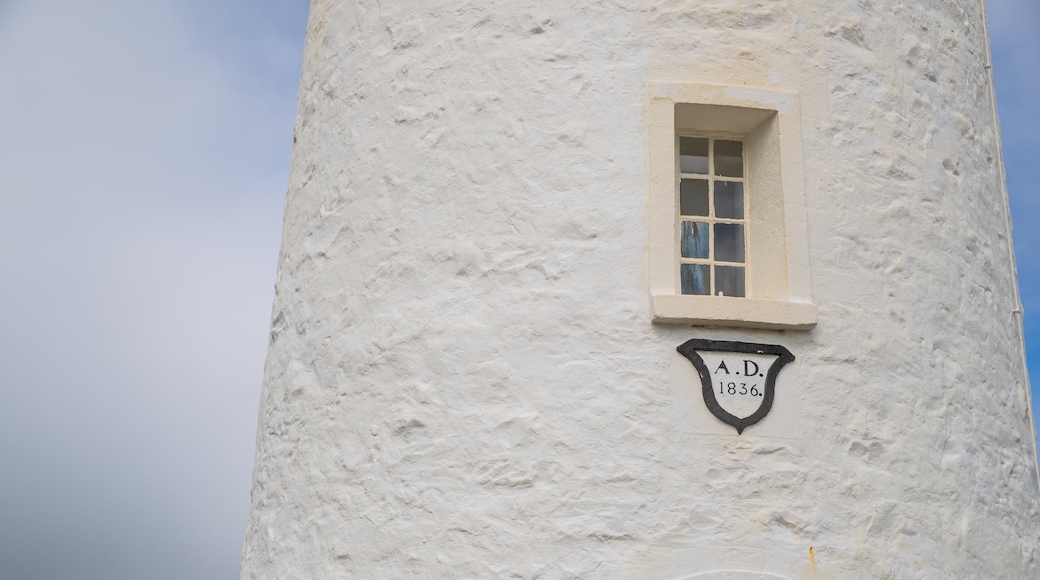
0,0,305,577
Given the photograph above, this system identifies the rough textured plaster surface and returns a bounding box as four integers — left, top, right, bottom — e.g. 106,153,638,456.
241,1,1040,578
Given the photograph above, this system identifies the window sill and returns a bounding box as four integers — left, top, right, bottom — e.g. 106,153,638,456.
652,294,817,330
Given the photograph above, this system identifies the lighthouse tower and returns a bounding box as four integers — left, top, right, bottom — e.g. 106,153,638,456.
241,1,1040,578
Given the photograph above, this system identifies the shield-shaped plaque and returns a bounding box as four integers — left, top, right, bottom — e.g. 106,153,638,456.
677,339,795,434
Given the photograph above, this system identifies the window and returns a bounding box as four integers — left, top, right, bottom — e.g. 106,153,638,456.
677,136,748,297
647,82,817,330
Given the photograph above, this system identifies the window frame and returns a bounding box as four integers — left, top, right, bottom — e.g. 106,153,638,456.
675,132,750,298
647,82,817,330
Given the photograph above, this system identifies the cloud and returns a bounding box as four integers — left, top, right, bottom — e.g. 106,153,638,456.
0,0,306,578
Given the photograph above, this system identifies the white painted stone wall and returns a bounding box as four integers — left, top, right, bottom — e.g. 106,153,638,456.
241,1,1040,577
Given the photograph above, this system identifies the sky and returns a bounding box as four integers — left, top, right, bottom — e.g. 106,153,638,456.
0,1,309,578
0,1,1036,579
990,2,1040,387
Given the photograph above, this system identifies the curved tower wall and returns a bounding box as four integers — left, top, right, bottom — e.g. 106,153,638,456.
242,1,1040,577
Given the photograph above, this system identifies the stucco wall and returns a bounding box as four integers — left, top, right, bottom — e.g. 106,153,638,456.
241,1,1040,577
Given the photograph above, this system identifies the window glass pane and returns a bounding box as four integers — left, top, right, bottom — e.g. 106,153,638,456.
679,137,709,174
714,181,744,219
681,221,709,259
714,140,743,178
681,264,710,295
715,266,745,297
714,223,745,262
680,179,709,216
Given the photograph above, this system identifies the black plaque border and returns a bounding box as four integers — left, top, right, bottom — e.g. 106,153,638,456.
676,339,795,434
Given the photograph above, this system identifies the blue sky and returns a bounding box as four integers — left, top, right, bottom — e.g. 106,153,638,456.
990,2,1040,388
0,1,1036,578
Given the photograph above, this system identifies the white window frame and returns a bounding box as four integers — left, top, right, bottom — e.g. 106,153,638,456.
675,133,750,297
648,82,817,330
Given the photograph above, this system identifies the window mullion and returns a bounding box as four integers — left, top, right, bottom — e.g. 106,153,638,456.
707,138,716,296
741,145,749,297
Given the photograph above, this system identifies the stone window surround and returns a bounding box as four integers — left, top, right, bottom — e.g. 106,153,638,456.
648,81,817,330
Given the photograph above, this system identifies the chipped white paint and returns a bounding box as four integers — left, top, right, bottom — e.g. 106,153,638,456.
241,1,1040,578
